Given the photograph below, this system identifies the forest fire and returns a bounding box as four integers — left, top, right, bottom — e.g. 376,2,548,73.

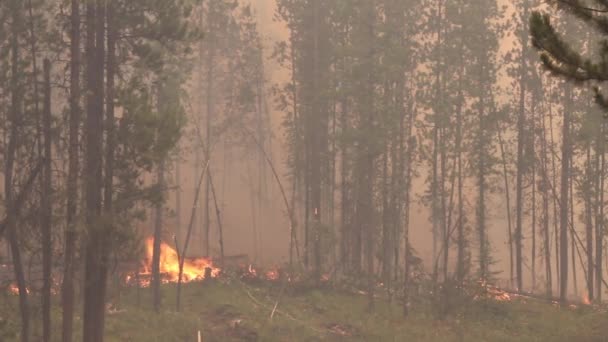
126,237,220,287
7,283,29,295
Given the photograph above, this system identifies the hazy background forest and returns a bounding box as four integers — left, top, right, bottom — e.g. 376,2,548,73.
2,0,608,341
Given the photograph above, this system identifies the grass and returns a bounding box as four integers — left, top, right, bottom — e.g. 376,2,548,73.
1,278,607,341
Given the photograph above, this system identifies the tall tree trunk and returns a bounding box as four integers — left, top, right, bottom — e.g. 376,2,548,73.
152,159,165,312
541,99,553,298
203,2,216,257
531,97,537,292
62,1,81,340
477,57,488,282
595,121,605,301
498,128,514,287
311,0,323,282
570,156,577,295
456,71,465,283
559,84,572,303
403,100,415,317
585,145,594,301
515,57,526,292
7,2,30,340
41,58,53,342
175,156,182,247
549,100,560,294
82,0,106,339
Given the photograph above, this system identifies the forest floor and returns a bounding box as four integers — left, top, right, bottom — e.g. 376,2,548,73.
1,277,607,341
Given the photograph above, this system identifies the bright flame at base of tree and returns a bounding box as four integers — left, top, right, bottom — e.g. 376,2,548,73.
126,237,220,287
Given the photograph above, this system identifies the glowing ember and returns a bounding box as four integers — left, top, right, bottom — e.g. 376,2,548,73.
248,264,257,277
265,269,279,281
128,237,220,287
8,283,29,295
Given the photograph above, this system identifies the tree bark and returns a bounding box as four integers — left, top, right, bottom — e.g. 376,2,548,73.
82,0,106,339
559,84,572,303
41,58,53,342
7,2,30,340
62,1,81,341
152,159,165,312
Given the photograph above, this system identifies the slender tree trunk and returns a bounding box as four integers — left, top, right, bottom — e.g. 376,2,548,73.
7,2,30,340
82,0,106,339
570,156,577,295
176,156,182,247
203,2,216,257
498,128,514,287
585,145,594,301
549,100,560,294
596,121,605,301
382,150,391,282
559,84,572,303
515,57,526,292
456,72,465,283
41,58,53,342
403,101,415,317
531,98,537,292
541,100,553,298
152,158,165,312
62,1,81,341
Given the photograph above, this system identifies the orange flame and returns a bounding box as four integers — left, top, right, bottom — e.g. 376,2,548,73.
130,237,220,287
8,283,29,295
581,291,591,305
265,269,279,281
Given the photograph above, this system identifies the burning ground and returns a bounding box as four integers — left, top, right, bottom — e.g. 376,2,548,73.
2,275,608,341
2,240,605,341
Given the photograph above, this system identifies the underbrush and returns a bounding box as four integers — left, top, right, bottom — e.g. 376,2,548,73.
1,278,607,341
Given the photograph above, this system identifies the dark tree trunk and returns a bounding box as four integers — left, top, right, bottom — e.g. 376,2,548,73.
41,58,53,342
82,0,106,339
7,2,30,340
595,121,605,301
541,100,552,298
559,84,572,303
62,1,81,341
152,159,165,312
585,145,594,301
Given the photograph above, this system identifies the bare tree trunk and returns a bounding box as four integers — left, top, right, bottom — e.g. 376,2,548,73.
531,98,537,292
403,103,415,317
456,72,465,283
515,59,526,292
7,2,30,340
62,1,81,341
559,84,572,303
41,58,53,342
82,0,106,339
498,128,514,287
541,100,553,298
596,121,605,301
175,156,182,248
549,100,560,294
152,158,165,312
570,156,577,295
584,145,594,301
203,2,216,258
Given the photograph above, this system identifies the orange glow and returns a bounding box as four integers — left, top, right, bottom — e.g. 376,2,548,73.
265,269,279,281
129,237,220,287
8,283,29,295
581,292,591,305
